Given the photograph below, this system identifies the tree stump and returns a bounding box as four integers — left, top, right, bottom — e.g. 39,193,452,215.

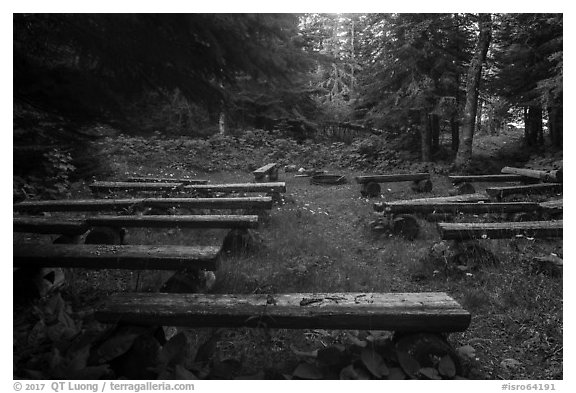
161,269,217,293
361,182,381,197
455,182,476,195
512,212,538,222
411,179,433,193
392,214,420,240
85,226,126,245
530,255,562,277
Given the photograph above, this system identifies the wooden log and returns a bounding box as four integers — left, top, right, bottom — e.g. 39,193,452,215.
14,197,273,213
13,217,89,235
13,244,221,271
539,199,562,211
501,166,562,183
126,177,208,184
532,255,563,277
96,292,471,332
90,181,183,193
437,220,563,240
382,202,541,215
486,183,562,200
183,182,286,194
86,215,260,229
355,173,430,184
374,193,491,212
449,174,527,184
360,182,381,197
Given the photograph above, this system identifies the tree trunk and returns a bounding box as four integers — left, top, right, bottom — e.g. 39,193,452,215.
430,114,440,153
526,105,542,147
421,110,431,162
451,116,459,152
476,99,483,134
454,14,492,167
219,111,226,135
548,105,562,147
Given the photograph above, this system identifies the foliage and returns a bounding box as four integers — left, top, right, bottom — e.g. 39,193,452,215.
14,148,76,201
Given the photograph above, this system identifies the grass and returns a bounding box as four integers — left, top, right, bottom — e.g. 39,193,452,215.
13,137,563,380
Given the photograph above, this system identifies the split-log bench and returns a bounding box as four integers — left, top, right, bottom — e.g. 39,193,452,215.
14,244,222,271
253,163,279,182
355,173,431,197
374,193,491,213
437,220,563,240
448,174,536,194
95,291,471,333
14,196,273,214
90,181,183,195
501,166,563,183
125,177,209,185
15,215,259,234
381,202,542,216
486,183,562,201
183,182,286,194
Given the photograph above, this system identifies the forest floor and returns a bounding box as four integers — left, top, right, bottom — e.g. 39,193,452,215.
13,128,563,380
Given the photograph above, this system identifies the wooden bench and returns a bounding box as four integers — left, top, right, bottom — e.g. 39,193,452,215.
183,182,286,195
13,217,90,235
501,166,562,183
356,173,431,197
374,193,491,212
15,215,260,233
126,177,209,185
448,174,528,184
437,220,563,240
90,181,183,195
381,202,541,216
14,244,221,271
96,291,471,333
486,183,562,200
14,197,273,214
539,199,562,218
253,163,279,182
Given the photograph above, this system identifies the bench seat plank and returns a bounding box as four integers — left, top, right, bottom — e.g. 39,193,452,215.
448,174,526,184
374,193,491,212
183,182,286,193
486,183,562,200
13,244,221,270
14,197,273,213
13,217,89,235
96,292,471,332
539,199,562,211
126,177,208,184
438,220,563,240
381,202,540,215
90,181,183,192
86,215,260,229
253,163,277,174
356,173,430,184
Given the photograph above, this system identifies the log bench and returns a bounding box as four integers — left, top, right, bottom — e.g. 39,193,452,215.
96,291,471,333
381,202,541,216
14,197,273,216
90,181,184,195
13,217,90,236
355,173,431,197
501,166,562,183
126,177,209,185
448,174,535,194
253,163,279,182
486,183,562,201
448,174,528,184
14,244,221,271
437,220,563,240
183,182,286,194
374,193,491,213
